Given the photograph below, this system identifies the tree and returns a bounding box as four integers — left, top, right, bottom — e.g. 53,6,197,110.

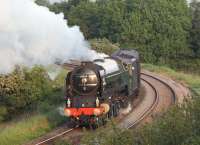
122,0,191,63
67,0,126,42
190,1,200,57
0,66,53,120
42,0,192,68
67,1,101,38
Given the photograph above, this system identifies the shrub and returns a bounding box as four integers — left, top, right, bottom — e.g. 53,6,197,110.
0,66,56,120
46,108,67,128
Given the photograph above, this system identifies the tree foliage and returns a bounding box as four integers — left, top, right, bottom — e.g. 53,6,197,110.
190,1,200,57
0,66,54,121
45,0,191,65
90,38,119,55
122,0,191,63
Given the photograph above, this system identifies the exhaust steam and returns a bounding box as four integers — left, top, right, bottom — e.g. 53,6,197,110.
0,0,100,74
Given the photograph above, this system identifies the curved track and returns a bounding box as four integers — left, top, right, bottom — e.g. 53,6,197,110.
141,73,176,104
28,72,177,145
121,73,176,129
125,78,159,129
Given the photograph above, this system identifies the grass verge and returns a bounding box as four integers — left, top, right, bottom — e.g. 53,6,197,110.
0,110,67,145
0,114,50,145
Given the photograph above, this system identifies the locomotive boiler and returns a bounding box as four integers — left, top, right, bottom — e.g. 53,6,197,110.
64,50,140,128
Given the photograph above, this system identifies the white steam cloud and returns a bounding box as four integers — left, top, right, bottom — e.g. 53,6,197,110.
187,0,200,4
48,0,195,5
58,106,65,116
0,0,100,74
120,103,132,115
47,0,96,4
48,0,67,4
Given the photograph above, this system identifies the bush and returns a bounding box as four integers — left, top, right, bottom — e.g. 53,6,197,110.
81,121,134,145
182,136,200,145
46,108,67,128
0,66,66,121
135,106,193,145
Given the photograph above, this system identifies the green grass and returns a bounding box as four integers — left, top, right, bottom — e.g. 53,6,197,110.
0,111,67,145
142,63,200,95
0,114,50,145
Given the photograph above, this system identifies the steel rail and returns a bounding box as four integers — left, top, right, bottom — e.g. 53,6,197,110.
35,127,77,145
126,73,176,129
141,73,176,104
126,78,159,129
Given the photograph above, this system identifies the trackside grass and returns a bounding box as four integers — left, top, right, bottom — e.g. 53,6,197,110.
0,114,50,145
0,111,67,145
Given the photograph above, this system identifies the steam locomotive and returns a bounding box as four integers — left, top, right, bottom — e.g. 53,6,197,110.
64,50,140,128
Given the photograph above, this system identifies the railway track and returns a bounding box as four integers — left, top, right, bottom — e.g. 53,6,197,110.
125,77,159,129
141,73,176,103
122,73,176,129
35,128,77,145
30,72,176,145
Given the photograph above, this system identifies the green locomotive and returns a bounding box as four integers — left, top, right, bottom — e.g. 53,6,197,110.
64,50,140,127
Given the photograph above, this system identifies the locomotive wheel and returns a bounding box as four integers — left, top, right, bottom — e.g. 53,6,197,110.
121,98,129,108
89,121,98,129
113,102,120,117
99,116,107,126
102,117,107,125
135,89,139,96
108,104,113,118
92,124,98,129
68,119,77,128
89,117,102,129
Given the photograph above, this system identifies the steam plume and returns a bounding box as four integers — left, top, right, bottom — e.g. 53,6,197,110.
0,0,99,74
47,0,96,4
48,0,67,4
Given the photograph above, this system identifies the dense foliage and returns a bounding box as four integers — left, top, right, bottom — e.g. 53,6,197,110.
41,0,191,63
0,66,64,121
190,1,200,57
35,0,200,73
